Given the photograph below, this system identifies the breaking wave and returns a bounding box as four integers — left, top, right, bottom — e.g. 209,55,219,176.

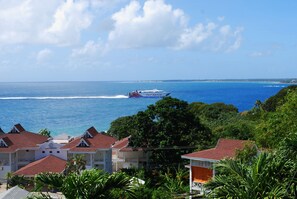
264,85,286,88
0,95,129,100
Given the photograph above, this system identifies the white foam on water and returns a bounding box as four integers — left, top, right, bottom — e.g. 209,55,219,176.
0,95,129,100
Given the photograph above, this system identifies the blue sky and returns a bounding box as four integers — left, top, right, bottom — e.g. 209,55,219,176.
0,0,296,81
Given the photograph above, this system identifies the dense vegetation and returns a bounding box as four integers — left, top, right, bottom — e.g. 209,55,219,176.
106,85,297,198
108,97,212,169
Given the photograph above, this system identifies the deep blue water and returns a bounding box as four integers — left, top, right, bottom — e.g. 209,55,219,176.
0,81,288,136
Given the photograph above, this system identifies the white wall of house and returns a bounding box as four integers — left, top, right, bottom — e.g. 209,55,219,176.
17,150,35,168
112,150,149,171
0,165,11,182
35,141,67,160
67,150,113,173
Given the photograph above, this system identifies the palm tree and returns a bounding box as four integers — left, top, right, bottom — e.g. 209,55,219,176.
205,152,291,198
64,154,86,175
5,172,13,190
35,169,136,199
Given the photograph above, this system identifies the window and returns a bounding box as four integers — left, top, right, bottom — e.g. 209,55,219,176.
49,151,52,153
57,151,60,153
83,131,93,138
77,138,89,147
78,141,88,147
0,139,7,147
42,151,45,153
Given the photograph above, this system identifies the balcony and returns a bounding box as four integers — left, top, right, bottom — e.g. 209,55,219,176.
17,159,34,165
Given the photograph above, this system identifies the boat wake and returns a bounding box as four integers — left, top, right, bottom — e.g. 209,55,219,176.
0,95,129,100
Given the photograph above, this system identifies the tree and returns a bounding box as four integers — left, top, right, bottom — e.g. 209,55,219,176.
256,91,297,148
39,128,51,137
205,152,295,198
107,116,135,139
35,169,136,199
262,85,297,112
65,154,86,175
189,102,255,141
129,97,212,169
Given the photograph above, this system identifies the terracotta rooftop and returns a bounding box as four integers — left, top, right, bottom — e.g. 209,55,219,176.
0,131,49,153
14,155,67,176
112,136,143,152
8,123,26,133
61,127,116,152
182,139,254,161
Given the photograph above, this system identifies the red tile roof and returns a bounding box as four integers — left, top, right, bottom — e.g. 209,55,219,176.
182,139,253,161
14,155,66,176
112,136,143,152
61,127,116,152
0,131,49,153
112,137,129,149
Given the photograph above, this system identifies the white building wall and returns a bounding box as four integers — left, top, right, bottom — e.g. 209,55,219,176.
0,166,12,182
35,141,67,160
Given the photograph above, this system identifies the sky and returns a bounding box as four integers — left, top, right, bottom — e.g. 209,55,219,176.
0,0,296,82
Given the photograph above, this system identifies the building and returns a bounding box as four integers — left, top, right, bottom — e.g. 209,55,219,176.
0,124,49,181
61,127,116,173
0,124,116,181
112,136,149,171
181,139,255,193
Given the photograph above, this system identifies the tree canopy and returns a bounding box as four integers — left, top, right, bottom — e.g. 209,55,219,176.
108,97,212,168
256,90,297,148
39,128,51,137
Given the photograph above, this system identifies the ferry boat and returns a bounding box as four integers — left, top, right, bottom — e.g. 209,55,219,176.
128,89,170,98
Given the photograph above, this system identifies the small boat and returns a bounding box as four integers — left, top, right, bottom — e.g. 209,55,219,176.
128,89,170,98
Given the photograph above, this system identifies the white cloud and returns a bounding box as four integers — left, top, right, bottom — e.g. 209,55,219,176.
36,48,52,63
250,50,271,57
0,0,93,46
176,22,217,50
108,0,187,48
108,0,243,52
71,40,104,57
42,0,92,45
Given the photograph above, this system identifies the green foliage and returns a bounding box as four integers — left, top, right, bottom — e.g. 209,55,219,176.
206,151,296,198
38,128,51,137
35,169,136,199
262,85,297,112
235,142,258,164
190,102,238,121
189,102,256,142
128,97,212,169
256,91,297,148
65,154,86,175
7,175,30,189
34,172,64,192
107,116,135,139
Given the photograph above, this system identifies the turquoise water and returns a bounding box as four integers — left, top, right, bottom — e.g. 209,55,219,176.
0,81,288,136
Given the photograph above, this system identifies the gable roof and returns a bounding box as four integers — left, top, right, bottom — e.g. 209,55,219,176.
182,139,254,161
9,123,25,133
0,131,49,153
83,127,98,138
62,127,116,152
112,136,130,149
14,155,67,177
112,136,143,152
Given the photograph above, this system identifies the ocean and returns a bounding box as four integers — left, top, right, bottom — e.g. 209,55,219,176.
0,81,288,136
